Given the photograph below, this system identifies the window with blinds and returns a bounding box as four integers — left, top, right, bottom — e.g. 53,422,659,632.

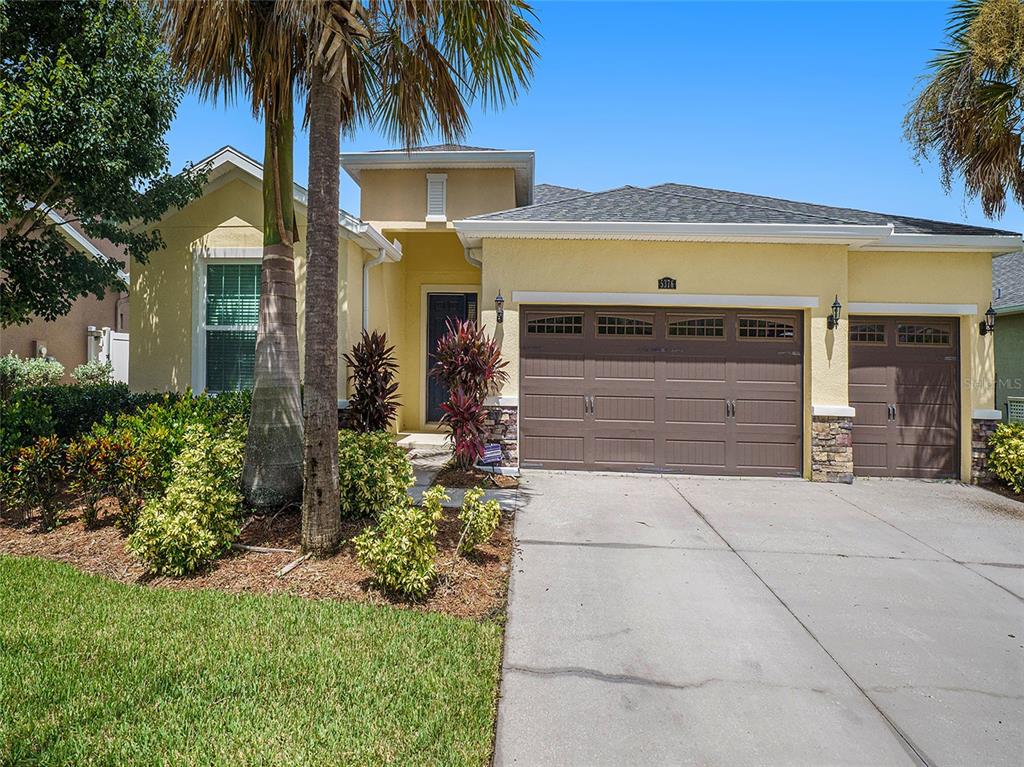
426,173,447,221
206,263,260,391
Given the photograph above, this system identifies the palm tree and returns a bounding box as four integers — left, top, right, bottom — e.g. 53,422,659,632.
298,0,538,554
905,0,1023,218
160,0,306,507
300,1,369,553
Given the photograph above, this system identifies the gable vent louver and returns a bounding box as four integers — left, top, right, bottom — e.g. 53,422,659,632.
426,174,447,221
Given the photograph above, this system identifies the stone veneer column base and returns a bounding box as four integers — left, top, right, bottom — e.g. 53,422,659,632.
811,415,854,483
481,404,519,474
971,418,1000,484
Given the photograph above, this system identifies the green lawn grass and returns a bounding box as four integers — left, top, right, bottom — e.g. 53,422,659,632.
0,556,503,766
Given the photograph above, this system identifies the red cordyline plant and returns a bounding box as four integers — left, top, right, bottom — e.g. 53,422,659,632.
431,319,509,469
344,330,401,432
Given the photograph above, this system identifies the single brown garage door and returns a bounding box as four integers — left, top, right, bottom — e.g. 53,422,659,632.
849,316,960,478
519,306,803,476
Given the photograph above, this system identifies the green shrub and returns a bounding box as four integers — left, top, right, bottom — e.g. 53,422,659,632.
457,486,501,555
20,383,140,441
109,391,250,500
72,360,113,385
337,430,414,517
354,485,446,599
0,353,23,398
0,396,55,460
127,425,245,576
990,422,1024,494
22,357,65,388
10,436,65,529
0,353,66,396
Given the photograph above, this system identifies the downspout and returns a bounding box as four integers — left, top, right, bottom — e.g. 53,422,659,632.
464,245,482,269
362,247,388,331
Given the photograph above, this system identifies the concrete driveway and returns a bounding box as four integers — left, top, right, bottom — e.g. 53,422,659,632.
495,473,1024,767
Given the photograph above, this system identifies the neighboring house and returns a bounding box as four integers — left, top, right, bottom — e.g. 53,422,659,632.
132,144,1021,484
1,208,130,381
993,250,1024,422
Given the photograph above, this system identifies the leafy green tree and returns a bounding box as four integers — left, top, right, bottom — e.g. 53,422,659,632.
905,0,1023,217
0,0,203,326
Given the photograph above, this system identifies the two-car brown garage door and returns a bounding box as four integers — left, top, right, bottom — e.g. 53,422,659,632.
519,306,803,476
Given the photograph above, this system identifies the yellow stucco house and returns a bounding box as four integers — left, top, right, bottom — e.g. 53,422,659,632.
131,144,1021,484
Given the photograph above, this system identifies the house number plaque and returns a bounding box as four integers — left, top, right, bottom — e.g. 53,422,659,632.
658,277,677,290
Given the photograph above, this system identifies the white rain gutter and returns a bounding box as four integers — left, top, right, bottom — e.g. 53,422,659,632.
360,239,402,331
341,219,401,332
454,219,1022,254
454,220,897,249
362,248,389,331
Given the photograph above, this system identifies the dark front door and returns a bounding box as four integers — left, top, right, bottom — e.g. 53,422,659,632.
427,292,477,422
849,316,960,478
519,306,803,476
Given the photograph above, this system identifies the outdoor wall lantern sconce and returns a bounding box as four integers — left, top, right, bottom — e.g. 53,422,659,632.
979,303,996,336
827,295,842,330
495,290,505,324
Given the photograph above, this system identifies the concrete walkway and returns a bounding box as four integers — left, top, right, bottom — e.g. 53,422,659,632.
495,473,1024,766
404,441,520,510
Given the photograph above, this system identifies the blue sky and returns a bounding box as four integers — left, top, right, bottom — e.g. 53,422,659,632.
165,1,1024,233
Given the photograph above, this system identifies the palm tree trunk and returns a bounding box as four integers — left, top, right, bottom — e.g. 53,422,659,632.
300,58,342,554
242,91,304,508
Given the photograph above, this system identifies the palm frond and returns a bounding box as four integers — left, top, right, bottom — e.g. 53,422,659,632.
905,0,1023,217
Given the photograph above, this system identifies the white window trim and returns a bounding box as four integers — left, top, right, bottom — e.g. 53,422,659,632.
510,291,820,309
191,247,263,392
426,173,447,222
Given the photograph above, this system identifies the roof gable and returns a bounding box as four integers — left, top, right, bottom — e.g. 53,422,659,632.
185,146,401,260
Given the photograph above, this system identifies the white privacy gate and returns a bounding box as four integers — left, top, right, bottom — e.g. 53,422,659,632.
87,326,129,383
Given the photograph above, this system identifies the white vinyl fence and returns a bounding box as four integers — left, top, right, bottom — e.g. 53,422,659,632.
87,326,129,383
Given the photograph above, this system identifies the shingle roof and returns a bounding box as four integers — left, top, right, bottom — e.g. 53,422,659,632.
652,183,1018,236
471,185,882,225
369,143,500,153
470,181,1020,237
994,250,1024,311
532,183,588,205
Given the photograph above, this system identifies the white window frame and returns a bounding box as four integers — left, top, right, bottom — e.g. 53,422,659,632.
191,247,263,392
426,173,447,222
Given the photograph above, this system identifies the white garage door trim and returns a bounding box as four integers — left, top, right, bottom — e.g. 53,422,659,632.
511,291,820,308
848,302,978,316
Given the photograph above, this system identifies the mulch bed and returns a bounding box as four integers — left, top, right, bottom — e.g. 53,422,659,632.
0,499,514,621
434,465,519,489
977,481,1024,509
